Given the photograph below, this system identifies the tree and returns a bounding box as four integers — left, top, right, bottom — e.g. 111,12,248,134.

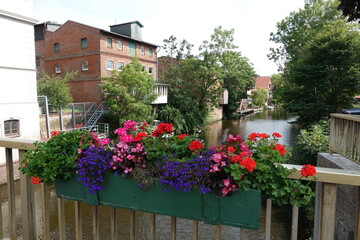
268,0,343,71
100,57,157,125
37,71,75,108
162,35,194,60
159,27,255,131
281,21,360,124
250,88,268,107
338,0,360,22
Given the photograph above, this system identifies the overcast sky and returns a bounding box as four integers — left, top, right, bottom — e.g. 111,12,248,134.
33,0,305,76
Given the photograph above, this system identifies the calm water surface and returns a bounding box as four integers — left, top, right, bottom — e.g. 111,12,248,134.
1,109,299,239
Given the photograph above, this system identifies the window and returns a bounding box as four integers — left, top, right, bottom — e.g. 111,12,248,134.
36,57,40,68
141,46,145,55
4,119,19,137
148,67,153,75
128,42,136,57
142,65,146,71
82,61,89,71
81,38,88,49
55,64,61,73
117,62,124,71
149,48,153,57
107,37,113,48
106,60,114,70
54,43,60,53
117,40,123,50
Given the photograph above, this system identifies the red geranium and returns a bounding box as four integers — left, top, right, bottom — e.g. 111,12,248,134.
240,157,256,172
272,132,282,138
189,140,203,151
273,143,286,156
30,176,42,184
135,132,148,141
301,164,316,177
50,131,61,138
177,134,187,140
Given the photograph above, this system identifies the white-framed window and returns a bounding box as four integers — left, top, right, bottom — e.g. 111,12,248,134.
107,37,113,48
4,119,20,137
148,67,153,75
117,62,124,71
106,60,114,70
149,48,153,57
118,40,123,50
141,46,145,55
142,65,146,71
82,61,89,71
55,64,61,73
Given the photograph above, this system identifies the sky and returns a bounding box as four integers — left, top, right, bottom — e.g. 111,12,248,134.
33,0,305,76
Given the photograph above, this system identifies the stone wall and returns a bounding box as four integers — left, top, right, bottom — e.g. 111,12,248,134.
314,153,360,240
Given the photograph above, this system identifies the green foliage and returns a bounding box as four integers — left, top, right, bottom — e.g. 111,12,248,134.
282,21,360,125
246,135,315,206
250,88,268,107
269,0,360,125
37,71,75,108
290,120,330,166
19,130,94,185
160,26,255,130
268,0,343,71
156,105,186,134
100,57,157,125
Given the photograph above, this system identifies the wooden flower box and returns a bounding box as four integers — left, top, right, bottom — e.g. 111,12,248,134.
55,172,261,229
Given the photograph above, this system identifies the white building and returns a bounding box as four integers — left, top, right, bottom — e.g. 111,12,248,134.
0,0,39,163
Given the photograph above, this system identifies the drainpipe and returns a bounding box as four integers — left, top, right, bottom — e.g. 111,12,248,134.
38,96,50,138
156,46,162,82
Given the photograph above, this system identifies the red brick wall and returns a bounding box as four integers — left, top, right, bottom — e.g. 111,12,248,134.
36,20,158,105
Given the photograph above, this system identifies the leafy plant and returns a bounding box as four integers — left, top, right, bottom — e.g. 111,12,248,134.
19,130,106,185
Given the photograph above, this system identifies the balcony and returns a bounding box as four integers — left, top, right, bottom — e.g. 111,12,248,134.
1,114,360,240
152,83,170,105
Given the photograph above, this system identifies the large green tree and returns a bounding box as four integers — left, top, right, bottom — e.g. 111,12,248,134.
268,0,342,72
159,27,255,131
100,57,157,125
281,21,360,124
37,71,75,109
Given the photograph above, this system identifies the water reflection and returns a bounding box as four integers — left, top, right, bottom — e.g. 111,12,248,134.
204,109,300,148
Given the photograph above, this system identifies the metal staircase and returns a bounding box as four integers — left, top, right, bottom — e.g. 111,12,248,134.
85,103,107,131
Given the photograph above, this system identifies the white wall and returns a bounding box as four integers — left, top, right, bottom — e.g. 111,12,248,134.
0,0,39,163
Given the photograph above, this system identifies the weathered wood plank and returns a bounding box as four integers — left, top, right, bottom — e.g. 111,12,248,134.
320,183,337,240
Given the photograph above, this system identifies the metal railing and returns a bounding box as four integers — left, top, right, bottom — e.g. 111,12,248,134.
330,113,360,162
1,137,360,240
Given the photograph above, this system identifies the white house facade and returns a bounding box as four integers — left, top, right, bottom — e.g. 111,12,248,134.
0,0,39,163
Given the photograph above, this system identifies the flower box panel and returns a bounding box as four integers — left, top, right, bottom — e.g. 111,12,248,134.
98,174,204,221
54,172,99,205
218,189,261,229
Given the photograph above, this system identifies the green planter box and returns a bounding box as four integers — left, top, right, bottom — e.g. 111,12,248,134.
55,173,261,229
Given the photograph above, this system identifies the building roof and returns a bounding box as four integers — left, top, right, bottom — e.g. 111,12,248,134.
255,76,271,90
109,20,144,28
38,20,158,47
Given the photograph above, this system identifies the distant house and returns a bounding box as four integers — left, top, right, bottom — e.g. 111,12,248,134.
35,20,165,105
248,76,272,105
0,0,40,163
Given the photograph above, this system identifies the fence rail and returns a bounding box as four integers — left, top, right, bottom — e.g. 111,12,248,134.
1,137,360,240
330,113,360,162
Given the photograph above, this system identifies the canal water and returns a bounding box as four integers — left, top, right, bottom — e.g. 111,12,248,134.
1,109,299,240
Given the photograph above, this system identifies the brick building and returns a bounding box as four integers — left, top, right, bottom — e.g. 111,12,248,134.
35,20,158,104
